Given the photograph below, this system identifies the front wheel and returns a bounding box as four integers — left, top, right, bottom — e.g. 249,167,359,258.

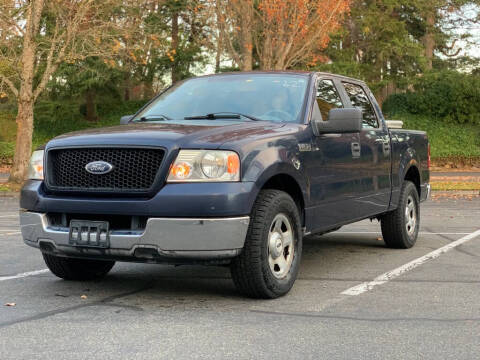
42,253,115,280
230,190,302,299
380,180,420,249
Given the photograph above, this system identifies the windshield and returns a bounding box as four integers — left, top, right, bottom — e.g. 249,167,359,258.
133,74,309,123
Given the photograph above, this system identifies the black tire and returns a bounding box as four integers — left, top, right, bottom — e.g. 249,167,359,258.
230,190,302,299
42,253,115,280
381,180,420,249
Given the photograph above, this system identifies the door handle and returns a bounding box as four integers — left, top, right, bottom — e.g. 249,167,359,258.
351,142,361,158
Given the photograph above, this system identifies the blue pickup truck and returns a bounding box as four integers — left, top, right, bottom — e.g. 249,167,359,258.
20,71,430,298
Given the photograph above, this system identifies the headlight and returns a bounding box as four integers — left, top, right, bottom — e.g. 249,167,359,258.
167,150,240,182
27,150,44,180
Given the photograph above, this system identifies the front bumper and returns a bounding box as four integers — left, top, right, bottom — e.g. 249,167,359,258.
420,183,431,202
20,180,258,218
20,211,249,263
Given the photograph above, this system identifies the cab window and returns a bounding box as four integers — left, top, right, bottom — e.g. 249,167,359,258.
316,79,343,120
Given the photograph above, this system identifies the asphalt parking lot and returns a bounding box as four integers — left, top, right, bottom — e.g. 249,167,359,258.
1,195,479,359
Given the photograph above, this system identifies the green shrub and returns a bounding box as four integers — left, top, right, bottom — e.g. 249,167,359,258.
0,112,16,142
392,114,480,158
0,141,14,164
383,70,480,125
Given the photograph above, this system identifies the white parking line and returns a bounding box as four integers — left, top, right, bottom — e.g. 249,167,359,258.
342,229,480,296
0,269,50,282
0,214,17,218
336,231,472,235
0,230,21,235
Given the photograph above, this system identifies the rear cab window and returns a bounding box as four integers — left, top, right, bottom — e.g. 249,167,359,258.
342,82,379,129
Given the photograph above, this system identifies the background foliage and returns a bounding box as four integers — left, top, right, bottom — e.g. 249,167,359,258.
383,70,480,125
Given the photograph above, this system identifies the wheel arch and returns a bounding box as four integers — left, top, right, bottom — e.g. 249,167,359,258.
255,168,307,227
404,164,421,198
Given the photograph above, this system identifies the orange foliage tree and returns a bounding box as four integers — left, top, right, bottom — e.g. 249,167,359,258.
256,0,350,70
215,0,350,71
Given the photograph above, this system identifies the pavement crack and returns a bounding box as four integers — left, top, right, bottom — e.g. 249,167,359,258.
95,302,144,312
0,282,153,328
430,231,457,243
454,245,479,258
250,310,480,323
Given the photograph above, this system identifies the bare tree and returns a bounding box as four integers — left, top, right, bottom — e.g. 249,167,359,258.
215,0,254,71
0,0,124,183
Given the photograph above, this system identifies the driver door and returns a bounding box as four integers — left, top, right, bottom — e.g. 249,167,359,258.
305,77,363,232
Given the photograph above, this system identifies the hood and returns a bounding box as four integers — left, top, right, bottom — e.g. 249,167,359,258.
46,120,287,151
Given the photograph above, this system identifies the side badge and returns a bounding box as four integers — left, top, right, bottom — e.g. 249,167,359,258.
298,143,312,152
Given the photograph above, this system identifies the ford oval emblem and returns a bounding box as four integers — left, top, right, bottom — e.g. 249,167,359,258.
85,161,113,175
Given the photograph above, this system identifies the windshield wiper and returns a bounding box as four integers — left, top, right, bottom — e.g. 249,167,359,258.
137,114,171,122
184,112,260,121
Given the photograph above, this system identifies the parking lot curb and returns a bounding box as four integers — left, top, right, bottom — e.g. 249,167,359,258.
0,191,19,198
432,190,480,196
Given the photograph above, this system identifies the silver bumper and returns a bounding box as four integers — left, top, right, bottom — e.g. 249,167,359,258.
20,211,249,262
420,183,431,202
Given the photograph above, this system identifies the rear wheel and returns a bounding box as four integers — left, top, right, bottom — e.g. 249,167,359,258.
42,253,115,280
230,190,302,299
381,180,420,249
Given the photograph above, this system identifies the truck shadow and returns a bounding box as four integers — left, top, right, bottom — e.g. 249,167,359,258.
29,232,403,311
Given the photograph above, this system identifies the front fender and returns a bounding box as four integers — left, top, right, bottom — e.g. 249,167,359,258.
242,145,309,206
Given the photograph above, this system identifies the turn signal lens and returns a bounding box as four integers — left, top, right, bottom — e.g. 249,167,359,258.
27,150,44,180
170,162,192,180
167,150,240,182
227,154,240,174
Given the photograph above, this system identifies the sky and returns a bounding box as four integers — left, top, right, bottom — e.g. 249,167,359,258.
449,4,480,59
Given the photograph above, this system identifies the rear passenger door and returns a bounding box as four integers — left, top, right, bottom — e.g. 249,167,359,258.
341,82,391,216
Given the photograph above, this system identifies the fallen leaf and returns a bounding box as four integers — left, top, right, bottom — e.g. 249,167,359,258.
80,295,87,299
4,303,16,307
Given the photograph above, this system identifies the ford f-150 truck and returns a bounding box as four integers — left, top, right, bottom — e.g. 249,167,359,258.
20,71,430,298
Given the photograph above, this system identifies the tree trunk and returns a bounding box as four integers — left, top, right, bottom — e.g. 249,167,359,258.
124,75,130,101
143,80,154,99
215,31,222,73
171,11,180,83
9,101,34,183
423,10,435,70
85,89,97,122
9,0,45,183
240,12,253,71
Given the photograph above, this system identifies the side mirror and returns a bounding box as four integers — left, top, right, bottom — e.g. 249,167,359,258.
120,115,134,125
312,108,362,135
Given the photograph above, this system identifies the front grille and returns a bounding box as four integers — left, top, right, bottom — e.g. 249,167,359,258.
46,147,165,193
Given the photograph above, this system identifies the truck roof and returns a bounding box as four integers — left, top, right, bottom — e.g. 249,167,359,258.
195,70,366,85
